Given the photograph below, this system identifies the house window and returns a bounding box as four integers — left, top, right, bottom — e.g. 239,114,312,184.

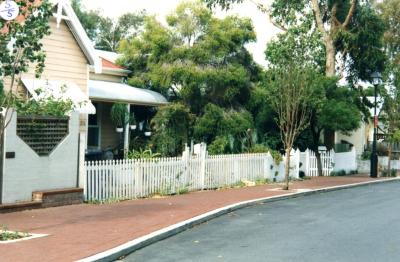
88,103,101,148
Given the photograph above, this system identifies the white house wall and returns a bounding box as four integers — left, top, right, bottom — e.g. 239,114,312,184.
335,122,370,156
2,113,80,204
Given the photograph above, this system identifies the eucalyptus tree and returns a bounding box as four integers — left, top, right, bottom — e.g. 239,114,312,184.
377,0,400,172
204,0,385,82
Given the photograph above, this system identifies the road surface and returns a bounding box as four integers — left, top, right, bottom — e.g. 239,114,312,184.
123,181,400,262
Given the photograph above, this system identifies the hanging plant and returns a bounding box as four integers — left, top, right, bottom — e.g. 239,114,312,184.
110,103,129,132
144,121,152,137
129,114,137,130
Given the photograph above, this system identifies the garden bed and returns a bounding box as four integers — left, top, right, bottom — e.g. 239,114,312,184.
0,227,47,244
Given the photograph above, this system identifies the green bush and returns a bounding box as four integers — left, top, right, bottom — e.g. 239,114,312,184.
249,144,269,153
381,169,397,177
12,86,75,117
361,150,371,160
208,136,230,155
330,170,346,176
270,150,283,165
151,103,194,156
128,148,161,159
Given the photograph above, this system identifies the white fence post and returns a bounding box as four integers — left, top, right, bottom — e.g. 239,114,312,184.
199,143,207,190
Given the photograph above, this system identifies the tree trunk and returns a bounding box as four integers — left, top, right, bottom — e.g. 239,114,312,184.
325,36,336,77
315,150,324,177
388,143,392,176
283,147,291,190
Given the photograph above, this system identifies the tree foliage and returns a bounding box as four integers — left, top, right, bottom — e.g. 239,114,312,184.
117,1,262,155
203,0,386,82
265,65,317,189
377,0,400,171
0,0,53,140
118,1,259,114
71,0,146,51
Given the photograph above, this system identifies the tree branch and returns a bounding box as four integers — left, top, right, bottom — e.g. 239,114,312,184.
311,0,328,38
249,0,287,32
342,0,357,29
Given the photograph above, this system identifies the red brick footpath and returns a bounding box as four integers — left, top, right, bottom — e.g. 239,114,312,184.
0,176,391,262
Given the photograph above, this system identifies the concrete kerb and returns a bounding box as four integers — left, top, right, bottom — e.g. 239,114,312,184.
78,177,400,262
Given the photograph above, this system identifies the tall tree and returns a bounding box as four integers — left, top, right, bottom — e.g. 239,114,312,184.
203,0,385,82
377,0,400,172
118,1,261,155
118,1,259,112
71,0,146,51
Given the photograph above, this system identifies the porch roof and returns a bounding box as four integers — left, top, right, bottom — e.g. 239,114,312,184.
22,79,96,114
88,80,168,106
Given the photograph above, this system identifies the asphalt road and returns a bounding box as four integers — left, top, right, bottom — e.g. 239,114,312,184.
123,181,400,262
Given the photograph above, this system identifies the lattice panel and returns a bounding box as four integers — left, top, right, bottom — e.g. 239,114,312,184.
17,116,69,156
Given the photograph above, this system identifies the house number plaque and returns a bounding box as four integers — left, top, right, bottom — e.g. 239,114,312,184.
0,0,19,21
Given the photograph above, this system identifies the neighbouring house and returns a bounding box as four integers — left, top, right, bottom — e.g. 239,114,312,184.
334,96,384,157
0,1,167,206
86,50,168,160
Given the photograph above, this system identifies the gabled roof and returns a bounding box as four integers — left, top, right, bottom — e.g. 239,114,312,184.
50,0,102,73
93,49,131,75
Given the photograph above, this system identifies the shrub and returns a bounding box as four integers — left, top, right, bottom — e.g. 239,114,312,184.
330,170,346,176
128,148,161,159
381,169,397,177
151,103,194,156
208,136,230,155
270,150,283,165
249,144,269,153
361,150,371,160
12,86,75,117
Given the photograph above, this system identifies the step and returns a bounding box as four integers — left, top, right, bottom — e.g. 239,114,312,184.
32,188,84,208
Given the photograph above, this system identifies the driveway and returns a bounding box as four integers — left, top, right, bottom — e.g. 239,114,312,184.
123,181,400,262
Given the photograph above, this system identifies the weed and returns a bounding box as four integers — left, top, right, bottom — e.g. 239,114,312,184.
0,225,30,241
255,177,271,185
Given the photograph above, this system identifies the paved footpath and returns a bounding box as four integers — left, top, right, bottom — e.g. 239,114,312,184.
0,176,390,262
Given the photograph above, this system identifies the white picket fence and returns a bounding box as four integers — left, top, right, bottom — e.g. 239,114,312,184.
84,151,292,202
300,149,334,177
84,147,339,202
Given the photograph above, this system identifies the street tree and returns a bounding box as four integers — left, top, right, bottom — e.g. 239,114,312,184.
0,0,52,143
265,14,362,176
266,65,316,190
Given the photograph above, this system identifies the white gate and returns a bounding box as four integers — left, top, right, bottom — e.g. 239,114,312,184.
302,149,334,177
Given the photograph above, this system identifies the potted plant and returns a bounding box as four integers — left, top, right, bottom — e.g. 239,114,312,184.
110,103,128,133
129,114,137,130
144,121,152,137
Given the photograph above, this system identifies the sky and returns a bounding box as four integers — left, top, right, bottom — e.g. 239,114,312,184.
82,0,281,67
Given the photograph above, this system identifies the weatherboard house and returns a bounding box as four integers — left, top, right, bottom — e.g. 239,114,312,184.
0,1,167,206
